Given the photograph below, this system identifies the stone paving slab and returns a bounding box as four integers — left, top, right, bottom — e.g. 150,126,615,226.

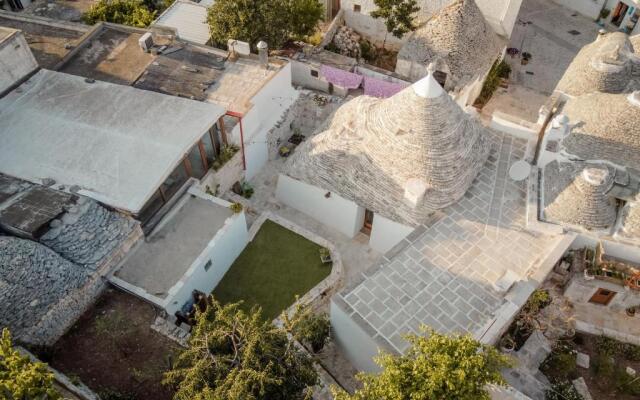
339,132,565,353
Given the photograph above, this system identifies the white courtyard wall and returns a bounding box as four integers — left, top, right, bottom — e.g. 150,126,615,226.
476,0,523,38
340,0,404,49
291,60,349,96
552,0,606,20
369,213,414,253
230,63,299,180
330,298,381,372
276,174,365,238
0,30,37,95
570,235,640,264
164,195,248,315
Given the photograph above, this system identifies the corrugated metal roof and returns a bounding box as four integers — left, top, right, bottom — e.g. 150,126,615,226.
154,0,210,45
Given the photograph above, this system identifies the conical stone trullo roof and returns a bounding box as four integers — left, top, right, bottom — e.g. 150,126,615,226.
556,32,640,96
284,69,490,226
543,161,618,231
395,0,503,86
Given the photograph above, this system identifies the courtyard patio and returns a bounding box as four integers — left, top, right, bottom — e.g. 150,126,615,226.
213,219,333,321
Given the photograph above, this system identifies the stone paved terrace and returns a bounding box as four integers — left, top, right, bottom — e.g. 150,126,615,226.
336,132,568,353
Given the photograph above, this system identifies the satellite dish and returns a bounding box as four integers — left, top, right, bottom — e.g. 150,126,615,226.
227,39,251,56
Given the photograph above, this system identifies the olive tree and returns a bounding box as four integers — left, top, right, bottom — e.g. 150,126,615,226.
207,0,324,49
332,327,513,400
163,298,318,400
370,0,419,48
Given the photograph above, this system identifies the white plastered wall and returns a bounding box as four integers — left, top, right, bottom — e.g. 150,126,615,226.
369,213,414,253
0,30,37,95
276,174,365,238
230,63,300,180
330,298,382,372
164,193,249,316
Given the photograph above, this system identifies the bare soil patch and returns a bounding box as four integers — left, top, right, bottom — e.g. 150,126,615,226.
45,287,181,400
541,332,640,400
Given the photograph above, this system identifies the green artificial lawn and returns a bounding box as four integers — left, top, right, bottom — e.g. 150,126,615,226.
212,220,331,321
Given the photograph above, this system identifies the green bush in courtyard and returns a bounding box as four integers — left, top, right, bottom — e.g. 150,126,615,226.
0,328,61,400
332,327,512,400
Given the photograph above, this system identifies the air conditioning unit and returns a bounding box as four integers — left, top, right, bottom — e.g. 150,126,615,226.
139,32,154,52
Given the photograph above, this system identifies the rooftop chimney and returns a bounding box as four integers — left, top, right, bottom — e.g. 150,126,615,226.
257,41,268,69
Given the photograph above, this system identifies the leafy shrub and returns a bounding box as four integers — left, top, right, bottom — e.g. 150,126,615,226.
623,342,640,361
332,327,513,400
541,344,577,380
591,353,615,378
615,366,640,395
0,329,61,399
83,0,157,27
306,29,323,46
212,144,239,171
545,381,583,400
596,335,622,356
229,202,243,213
475,59,511,107
523,289,551,314
283,303,331,353
359,40,376,63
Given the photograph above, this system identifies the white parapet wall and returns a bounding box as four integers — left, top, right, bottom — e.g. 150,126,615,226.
369,213,414,254
276,174,365,238
0,28,38,96
330,296,386,372
164,189,249,315
230,62,300,181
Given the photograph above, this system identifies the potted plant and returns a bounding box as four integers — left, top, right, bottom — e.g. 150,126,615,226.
319,247,332,264
279,145,291,157
500,335,516,353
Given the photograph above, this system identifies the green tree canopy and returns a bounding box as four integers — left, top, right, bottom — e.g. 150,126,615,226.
0,328,61,400
207,0,324,49
332,327,513,400
370,0,419,47
83,0,156,27
163,298,318,400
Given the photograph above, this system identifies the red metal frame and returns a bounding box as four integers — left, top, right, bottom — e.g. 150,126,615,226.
225,110,246,170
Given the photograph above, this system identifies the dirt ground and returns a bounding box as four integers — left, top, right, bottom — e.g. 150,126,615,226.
542,332,640,400
45,287,181,400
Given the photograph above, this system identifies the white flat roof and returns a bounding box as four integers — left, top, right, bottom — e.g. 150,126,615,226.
0,69,225,214
154,0,210,45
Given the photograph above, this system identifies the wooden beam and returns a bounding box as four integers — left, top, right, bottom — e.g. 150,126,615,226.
183,157,193,177
218,117,228,146
198,140,208,170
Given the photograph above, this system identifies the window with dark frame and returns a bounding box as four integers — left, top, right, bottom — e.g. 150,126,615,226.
311,69,319,77
353,4,361,12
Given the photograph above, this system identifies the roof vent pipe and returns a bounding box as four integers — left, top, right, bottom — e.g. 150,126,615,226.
257,41,268,69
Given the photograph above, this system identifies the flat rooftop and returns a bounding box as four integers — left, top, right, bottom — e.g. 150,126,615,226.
0,26,13,41
58,25,156,85
0,12,88,68
336,132,568,353
54,24,284,113
153,0,210,45
114,194,232,298
0,69,225,214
